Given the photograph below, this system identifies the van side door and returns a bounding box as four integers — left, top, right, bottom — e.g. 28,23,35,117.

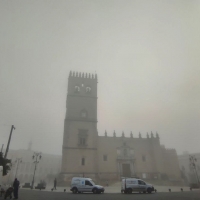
85,180,93,192
131,180,138,192
79,180,85,192
138,180,146,192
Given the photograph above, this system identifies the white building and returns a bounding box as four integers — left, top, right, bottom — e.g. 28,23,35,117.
4,148,61,186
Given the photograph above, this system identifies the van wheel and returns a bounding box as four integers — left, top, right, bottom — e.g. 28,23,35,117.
93,188,98,194
72,188,78,194
147,188,152,194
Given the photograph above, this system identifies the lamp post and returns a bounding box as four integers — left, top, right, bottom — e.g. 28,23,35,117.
189,155,200,184
14,158,22,179
31,152,42,189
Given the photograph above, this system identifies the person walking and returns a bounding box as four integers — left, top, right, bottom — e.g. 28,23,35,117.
13,178,20,199
53,178,57,190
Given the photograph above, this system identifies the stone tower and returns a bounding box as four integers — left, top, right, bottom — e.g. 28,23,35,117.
62,71,98,181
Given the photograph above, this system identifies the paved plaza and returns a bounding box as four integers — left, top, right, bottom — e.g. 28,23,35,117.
13,189,200,200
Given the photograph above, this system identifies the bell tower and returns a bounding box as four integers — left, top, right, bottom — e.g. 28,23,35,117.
62,71,98,180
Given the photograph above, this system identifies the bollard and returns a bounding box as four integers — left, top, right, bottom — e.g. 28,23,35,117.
51,188,53,191
169,189,171,192
181,188,183,192
64,189,66,192
190,187,192,191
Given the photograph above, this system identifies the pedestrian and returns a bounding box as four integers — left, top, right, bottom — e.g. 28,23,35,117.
53,178,57,190
13,178,20,199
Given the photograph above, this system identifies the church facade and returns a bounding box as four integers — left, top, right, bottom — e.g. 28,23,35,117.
61,72,181,183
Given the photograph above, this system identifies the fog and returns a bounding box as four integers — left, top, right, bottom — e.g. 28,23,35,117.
0,0,200,155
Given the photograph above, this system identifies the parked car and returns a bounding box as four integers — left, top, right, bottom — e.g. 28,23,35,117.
190,183,200,189
22,183,31,188
35,183,45,190
121,178,154,194
70,177,104,194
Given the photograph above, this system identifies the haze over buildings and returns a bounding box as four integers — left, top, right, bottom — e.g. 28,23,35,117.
0,1,200,156
61,72,182,183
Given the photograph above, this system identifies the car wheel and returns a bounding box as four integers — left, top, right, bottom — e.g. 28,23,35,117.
72,188,78,194
93,188,98,194
147,188,152,194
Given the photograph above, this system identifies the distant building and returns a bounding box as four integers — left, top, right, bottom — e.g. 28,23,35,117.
4,147,61,185
178,152,200,184
61,72,182,184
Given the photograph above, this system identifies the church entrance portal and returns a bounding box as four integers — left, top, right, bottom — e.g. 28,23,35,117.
122,164,131,177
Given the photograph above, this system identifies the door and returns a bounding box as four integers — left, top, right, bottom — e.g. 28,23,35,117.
138,180,146,192
122,164,131,177
78,180,85,192
84,180,93,192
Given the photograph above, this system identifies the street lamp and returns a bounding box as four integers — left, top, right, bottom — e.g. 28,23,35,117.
189,155,200,184
31,152,42,189
14,158,22,179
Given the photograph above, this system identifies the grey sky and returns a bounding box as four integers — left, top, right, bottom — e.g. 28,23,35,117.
0,0,200,155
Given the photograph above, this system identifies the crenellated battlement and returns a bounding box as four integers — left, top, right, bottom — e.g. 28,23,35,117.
101,130,160,139
69,71,97,79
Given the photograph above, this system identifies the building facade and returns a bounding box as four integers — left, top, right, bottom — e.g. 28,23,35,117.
3,148,61,185
62,72,181,184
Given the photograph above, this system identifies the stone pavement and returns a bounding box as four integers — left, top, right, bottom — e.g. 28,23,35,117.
16,189,200,200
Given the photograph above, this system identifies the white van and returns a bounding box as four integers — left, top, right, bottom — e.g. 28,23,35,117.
121,178,154,194
70,177,104,194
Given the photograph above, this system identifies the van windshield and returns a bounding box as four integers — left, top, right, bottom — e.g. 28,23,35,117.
90,180,95,185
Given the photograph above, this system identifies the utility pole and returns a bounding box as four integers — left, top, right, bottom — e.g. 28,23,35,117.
14,158,22,179
4,125,15,159
31,152,42,189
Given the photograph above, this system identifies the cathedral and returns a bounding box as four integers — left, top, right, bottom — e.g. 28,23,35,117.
61,71,181,184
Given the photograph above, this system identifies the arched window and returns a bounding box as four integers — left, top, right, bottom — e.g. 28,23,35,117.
81,158,85,166
86,87,91,93
75,86,80,93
